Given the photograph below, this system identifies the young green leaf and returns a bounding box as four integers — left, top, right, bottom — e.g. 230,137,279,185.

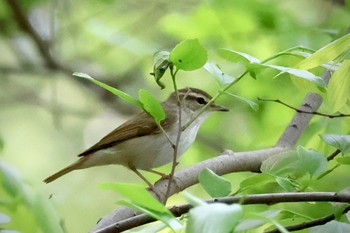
182,191,206,207
256,64,326,88
204,62,235,84
138,89,166,123
151,51,171,89
223,91,259,111
235,173,275,194
186,203,242,233
235,210,282,231
261,146,327,178
336,157,350,165
120,200,182,231
217,49,261,64
321,134,350,153
297,33,350,70
309,220,350,233
73,72,142,107
198,168,231,198
327,60,350,112
170,39,207,71
99,183,169,214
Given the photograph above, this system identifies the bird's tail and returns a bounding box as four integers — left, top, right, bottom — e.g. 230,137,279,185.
43,158,85,183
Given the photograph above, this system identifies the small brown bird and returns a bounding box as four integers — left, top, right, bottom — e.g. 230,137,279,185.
44,87,228,185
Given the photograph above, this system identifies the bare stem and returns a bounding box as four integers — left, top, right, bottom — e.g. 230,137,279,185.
258,98,350,118
165,66,182,202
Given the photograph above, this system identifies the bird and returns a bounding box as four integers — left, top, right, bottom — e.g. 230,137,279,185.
43,87,228,185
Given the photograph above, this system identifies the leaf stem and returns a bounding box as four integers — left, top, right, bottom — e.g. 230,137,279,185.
165,65,182,202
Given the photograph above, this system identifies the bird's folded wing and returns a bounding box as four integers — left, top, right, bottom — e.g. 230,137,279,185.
78,111,171,157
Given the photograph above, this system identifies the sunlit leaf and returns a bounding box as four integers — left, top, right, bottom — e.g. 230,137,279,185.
204,62,235,84
298,33,350,70
99,183,169,214
310,220,350,233
198,168,231,198
218,49,261,64
223,91,259,111
138,89,166,123
236,174,275,194
183,191,206,207
170,39,207,71
73,72,142,107
275,177,297,192
321,134,350,153
256,64,326,88
186,203,242,233
336,157,350,165
101,182,182,231
261,146,327,178
236,210,282,231
120,200,182,231
327,60,350,112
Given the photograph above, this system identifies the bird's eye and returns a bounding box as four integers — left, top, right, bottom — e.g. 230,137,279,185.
196,97,206,105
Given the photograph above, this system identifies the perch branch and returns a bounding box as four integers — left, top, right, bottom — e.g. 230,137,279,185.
91,71,331,232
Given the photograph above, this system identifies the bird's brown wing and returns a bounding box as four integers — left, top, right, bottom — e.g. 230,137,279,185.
78,111,172,157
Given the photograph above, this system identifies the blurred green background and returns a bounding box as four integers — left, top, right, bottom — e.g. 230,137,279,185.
1,0,350,232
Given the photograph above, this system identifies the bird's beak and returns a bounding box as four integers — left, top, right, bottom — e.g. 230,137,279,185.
210,103,229,112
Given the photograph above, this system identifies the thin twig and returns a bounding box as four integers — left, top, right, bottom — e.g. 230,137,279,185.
92,192,350,233
165,65,181,202
265,205,350,233
258,98,350,118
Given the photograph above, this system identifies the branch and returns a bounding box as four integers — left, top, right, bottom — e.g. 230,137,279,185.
4,0,68,72
93,192,350,233
91,70,330,232
258,98,350,118
265,205,350,233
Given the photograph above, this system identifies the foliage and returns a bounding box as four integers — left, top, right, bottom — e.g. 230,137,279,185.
1,0,350,233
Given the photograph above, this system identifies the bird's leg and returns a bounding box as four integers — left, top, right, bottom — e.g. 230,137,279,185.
130,167,164,201
130,167,155,190
147,169,169,179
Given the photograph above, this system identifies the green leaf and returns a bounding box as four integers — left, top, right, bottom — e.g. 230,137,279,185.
182,191,206,207
101,182,182,231
99,183,169,214
255,64,326,88
170,39,207,71
120,200,182,231
336,157,350,165
327,60,350,112
236,210,281,231
297,33,350,70
73,72,142,107
310,220,350,233
321,134,350,153
186,203,242,233
138,89,166,123
223,91,259,111
204,62,235,85
218,49,261,64
151,51,171,89
236,173,275,194
261,146,327,178
198,168,231,198
275,177,297,192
